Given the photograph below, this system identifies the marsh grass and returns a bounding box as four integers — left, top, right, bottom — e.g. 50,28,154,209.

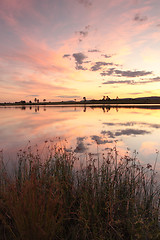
0,143,160,240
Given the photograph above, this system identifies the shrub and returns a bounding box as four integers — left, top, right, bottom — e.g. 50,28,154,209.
0,143,160,240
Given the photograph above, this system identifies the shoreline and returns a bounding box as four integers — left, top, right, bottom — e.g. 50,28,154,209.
1,96,160,107
1,102,160,109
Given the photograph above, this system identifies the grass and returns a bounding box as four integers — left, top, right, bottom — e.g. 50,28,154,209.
0,142,160,240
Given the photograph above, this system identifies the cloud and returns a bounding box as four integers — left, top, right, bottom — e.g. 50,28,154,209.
76,25,91,42
149,124,160,129
150,77,160,82
129,90,154,95
102,80,134,85
8,71,77,101
115,129,150,136
102,76,160,85
0,0,158,103
101,68,152,78
91,135,112,144
132,0,139,4
63,54,71,58
72,52,88,70
74,137,88,153
101,54,112,58
78,31,88,38
63,53,89,69
77,137,86,141
77,0,92,7
139,122,160,129
75,65,87,70
101,130,109,135
138,77,160,84
90,62,113,71
103,122,134,127
2,37,70,77
114,69,152,77
88,49,100,52
101,128,150,138
134,13,148,22
131,92,148,95
57,95,80,99
100,131,115,139
100,68,115,76
73,52,87,65
84,60,91,63
26,94,40,97
103,121,160,129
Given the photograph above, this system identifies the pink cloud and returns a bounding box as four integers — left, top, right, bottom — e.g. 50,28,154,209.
0,0,160,102
3,36,72,74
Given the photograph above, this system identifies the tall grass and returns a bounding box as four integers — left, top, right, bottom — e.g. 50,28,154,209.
0,143,160,240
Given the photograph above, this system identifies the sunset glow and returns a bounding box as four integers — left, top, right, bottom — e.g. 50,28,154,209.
1,0,160,102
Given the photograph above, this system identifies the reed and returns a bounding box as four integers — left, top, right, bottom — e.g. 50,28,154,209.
0,143,160,240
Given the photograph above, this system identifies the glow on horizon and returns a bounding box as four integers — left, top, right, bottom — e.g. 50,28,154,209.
1,0,160,102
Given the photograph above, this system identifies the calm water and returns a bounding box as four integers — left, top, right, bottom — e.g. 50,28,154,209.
1,105,160,170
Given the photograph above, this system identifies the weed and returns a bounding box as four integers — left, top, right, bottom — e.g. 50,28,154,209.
0,143,160,240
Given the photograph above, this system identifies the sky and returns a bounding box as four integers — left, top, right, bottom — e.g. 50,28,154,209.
1,0,160,102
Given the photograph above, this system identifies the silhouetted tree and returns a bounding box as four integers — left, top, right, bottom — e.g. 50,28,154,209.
106,96,110,101
43,99,46,102
83,97,86,102
102,96,106,101
20,100,26,104
34,98,37,103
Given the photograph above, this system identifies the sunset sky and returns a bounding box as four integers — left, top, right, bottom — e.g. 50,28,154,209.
1,0,160,102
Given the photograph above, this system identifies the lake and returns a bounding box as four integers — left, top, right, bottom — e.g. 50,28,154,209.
1,105,160,171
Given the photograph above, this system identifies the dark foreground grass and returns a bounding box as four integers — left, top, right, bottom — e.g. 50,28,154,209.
0,144,160,240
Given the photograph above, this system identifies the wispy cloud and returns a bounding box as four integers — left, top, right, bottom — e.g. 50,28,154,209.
91,135,112,144
63,54,71,58
77,0,93,7
134,13,148,22
115,69,152,77
90,61,113,71
102,80,134,85
101,68,152,78
57,95,81,99
0,0,160,101
115,129,150,136
76,25,91,42
100,68,115,76
26,94,40,97
103,121,160,129
101,54,112,58
88,49,100,52
100,131,115,139
101,128,151,138
102,76,160,85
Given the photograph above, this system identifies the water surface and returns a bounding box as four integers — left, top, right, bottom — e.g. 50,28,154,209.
1,105,160,170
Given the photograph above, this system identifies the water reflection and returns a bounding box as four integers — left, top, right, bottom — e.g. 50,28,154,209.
0,105,160,171
4,104,160,112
